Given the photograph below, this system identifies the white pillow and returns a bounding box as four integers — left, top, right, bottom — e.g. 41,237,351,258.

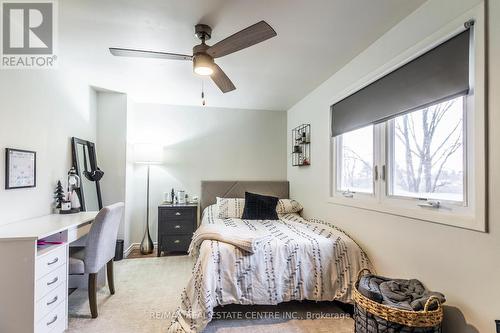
276,199,303,214
216,197,245,219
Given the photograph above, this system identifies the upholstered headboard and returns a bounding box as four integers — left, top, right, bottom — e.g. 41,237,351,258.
200,181,289,213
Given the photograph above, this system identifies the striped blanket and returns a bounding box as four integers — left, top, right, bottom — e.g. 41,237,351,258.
167,205,372,332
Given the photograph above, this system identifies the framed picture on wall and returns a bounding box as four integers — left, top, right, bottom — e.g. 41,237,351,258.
5,148,36,189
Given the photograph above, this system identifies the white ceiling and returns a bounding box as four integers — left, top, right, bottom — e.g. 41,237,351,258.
59,0,425,111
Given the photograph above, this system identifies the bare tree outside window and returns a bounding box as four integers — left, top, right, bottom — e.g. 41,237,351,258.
391,96,464,202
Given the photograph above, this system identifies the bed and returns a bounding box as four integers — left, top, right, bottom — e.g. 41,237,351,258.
167,181,372,333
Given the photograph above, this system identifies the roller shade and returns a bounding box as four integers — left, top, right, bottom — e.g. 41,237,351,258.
331,29,470,137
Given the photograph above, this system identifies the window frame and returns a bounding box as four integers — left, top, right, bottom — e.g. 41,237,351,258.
334,125,376,197
384,95,468,207
379,94,474,217
328,6,487,232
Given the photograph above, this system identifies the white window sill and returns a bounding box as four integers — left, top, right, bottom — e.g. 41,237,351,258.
327,196,485,232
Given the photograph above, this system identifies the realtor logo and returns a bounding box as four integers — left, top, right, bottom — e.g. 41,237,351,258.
1,0,57,68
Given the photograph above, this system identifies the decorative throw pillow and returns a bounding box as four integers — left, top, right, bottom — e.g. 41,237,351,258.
216,197,245,219
276,199,303,214
241,192,279,220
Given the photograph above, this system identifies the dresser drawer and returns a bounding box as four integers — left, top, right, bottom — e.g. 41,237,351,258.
35,281,65,322
36,300,66,333
162,235,192,252
36,264,66,301
36,245,67,280
160,207,195,221
160,219,195,235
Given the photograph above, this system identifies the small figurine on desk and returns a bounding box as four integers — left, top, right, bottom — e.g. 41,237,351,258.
61,200,72,213
61,167,81,214
70,190,81,210
53,180,65,213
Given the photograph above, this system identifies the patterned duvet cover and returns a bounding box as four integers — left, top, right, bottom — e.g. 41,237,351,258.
168,205,372,332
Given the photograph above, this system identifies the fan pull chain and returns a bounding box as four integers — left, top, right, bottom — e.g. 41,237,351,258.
201,80,206,106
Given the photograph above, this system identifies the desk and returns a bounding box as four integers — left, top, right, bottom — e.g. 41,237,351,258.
0,212,98,333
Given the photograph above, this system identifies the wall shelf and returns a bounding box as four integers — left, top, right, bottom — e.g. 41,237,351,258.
291,124,310,167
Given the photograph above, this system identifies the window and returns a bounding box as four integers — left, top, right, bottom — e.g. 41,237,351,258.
329,19,487,231
336,125,374,194
330,93,478,228
388,96,465,203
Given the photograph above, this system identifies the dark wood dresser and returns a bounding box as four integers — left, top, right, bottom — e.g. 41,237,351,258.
157,204,198,256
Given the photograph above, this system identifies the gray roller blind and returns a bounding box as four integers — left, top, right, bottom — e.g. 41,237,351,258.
331,29,470,137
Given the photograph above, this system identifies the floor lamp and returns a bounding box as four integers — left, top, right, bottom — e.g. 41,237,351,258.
134,143,164,255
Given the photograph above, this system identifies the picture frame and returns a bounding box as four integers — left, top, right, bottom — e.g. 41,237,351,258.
5,148,36,189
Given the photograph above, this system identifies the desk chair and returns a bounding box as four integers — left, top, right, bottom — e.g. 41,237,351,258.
69,202,124,318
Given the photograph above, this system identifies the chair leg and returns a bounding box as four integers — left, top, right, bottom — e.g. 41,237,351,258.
88,273,98,318
107,260,115,295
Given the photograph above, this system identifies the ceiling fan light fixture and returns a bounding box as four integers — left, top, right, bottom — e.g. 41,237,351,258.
194,66,213,76
193,53,214,76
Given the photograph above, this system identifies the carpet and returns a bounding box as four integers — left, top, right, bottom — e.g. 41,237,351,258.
68,256,355,333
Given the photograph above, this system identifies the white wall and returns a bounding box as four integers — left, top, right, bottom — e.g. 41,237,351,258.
127,103,287,245
96,91,128,240
287,0,499,332
0,71,97,225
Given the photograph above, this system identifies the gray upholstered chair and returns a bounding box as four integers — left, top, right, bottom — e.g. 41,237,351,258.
69,202,124,318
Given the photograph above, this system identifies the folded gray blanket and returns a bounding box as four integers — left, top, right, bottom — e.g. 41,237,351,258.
188,224,272,257
358,274,445,311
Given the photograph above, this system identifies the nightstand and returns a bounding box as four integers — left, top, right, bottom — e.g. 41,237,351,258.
157,204,198,256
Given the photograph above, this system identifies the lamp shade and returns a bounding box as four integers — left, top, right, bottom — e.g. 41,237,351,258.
134,143,164,164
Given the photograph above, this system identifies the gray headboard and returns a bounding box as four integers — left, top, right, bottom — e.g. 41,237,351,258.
201,181,289,213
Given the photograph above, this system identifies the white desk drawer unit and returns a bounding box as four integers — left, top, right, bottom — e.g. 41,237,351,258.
36,244,67,280
35,245,68,333
0,211,97,333
35,281,66,322
36,301,66,333
36,257,67,300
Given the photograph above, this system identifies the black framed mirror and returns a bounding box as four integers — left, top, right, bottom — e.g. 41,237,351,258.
71,137,103,211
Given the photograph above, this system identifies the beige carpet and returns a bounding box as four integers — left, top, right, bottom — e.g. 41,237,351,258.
68,256,354,333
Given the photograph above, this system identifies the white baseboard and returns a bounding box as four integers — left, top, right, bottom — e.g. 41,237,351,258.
124,243,138,257
124,242,158,258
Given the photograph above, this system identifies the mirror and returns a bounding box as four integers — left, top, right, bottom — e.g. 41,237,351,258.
71,137,103,211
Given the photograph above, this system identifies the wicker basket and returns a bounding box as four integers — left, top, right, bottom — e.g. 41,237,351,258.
353,269,443,333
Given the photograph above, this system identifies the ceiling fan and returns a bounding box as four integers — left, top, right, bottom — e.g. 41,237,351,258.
109,21,277,93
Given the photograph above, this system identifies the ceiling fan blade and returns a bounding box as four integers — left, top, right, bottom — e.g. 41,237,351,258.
207,21,277,58
109,48,192,61
211,64,236,93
